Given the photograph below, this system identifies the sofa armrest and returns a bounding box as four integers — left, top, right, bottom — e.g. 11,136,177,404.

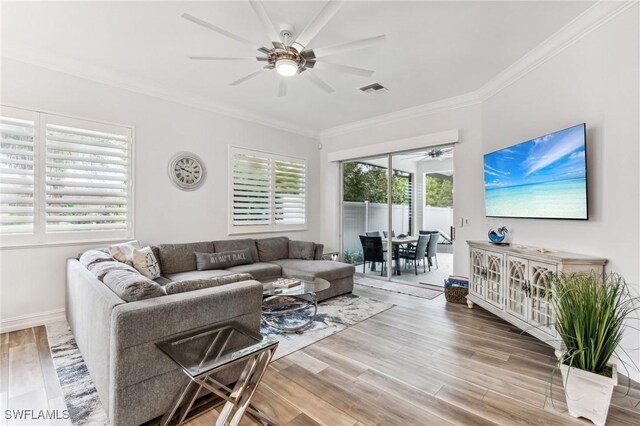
111,279,263,350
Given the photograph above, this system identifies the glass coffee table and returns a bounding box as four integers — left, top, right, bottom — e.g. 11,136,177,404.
261,276,330,333
156,321,278,426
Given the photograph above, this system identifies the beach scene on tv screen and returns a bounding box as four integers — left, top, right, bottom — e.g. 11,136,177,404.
484,124,587,219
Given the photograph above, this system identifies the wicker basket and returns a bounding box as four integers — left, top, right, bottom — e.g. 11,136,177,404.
444,285,468,304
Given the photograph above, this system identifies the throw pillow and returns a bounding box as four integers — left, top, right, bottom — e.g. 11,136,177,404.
164,273,253,295
132,246,161,279
102,269,166,302
108,240,141,266
195,249,253,271
79,249,115,268
288,240,316,260
89,261,138,281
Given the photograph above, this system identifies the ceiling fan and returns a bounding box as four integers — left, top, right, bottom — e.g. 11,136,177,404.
182,1,386,96
404,147,454,161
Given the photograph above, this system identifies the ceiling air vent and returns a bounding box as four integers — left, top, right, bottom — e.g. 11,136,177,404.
360,83,388,94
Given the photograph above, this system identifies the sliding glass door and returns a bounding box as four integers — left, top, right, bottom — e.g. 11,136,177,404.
340,146,455,286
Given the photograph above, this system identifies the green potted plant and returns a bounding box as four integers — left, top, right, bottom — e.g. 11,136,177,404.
551,272,637,426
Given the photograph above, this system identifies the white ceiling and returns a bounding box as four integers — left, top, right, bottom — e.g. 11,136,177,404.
1,1,593,134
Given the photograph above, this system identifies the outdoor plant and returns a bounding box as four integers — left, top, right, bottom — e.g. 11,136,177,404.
551,271,637,376
342,250,364,265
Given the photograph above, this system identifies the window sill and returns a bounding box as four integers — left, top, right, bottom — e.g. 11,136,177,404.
0,237,134,250
228,227,308,236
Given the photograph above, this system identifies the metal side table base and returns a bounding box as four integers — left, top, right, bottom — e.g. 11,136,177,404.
159,338,278,426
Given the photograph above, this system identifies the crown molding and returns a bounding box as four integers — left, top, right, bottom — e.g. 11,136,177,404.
320,91,482,139
2,45,320,139
320,0,636,140
476,0,637,100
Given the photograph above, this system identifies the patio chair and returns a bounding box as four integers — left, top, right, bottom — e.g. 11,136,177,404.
365,231,380,237
359,235,391,276
382,230,396,238
399,234,429,275
425,231,440,270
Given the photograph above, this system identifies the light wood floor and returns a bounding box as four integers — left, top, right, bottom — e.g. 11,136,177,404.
3,286,640,425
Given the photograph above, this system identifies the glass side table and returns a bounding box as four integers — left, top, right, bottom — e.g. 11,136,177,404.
156,321,278,426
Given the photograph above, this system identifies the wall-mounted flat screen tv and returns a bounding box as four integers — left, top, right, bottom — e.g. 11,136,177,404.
484,123,588,220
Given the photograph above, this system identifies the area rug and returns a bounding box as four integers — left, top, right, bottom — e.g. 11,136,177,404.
355,277,443,300
45,293,391,424
261,293,393,360
46,321,109,426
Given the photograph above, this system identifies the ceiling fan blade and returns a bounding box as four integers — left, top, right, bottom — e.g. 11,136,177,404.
188,56,255,61
278,80,287,97
306,72,335,94
314,62,374,78
312,34,386,58
229,69,264,86
249,1,282,44
182,13,258,50
291,1,343,52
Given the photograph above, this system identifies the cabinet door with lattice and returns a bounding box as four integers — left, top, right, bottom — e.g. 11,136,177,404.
469,248,485,299
528,260,557,337
484,251,504,308
505,256,528,320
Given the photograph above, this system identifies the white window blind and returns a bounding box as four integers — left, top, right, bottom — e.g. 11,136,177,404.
0,108,36,235
45,118,130,233
230,147,306,232
274,159,306,225
0,105,133,246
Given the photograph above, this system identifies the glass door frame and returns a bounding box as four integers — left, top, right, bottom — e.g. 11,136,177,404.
339,144,455,284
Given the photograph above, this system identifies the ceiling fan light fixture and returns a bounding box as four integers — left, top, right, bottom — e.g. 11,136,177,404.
276,58,298,76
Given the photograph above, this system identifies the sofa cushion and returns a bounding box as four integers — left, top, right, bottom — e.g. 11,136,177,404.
313,243,324,261
195,249,253,271
225,262,282,281
79,249,114,268
164,273,253,295
255,237,289,262
269,259,355,282
213,239,259,264
288,240,316,260
157,241,215,274
102,269,166,302
89,260,138,281
164,269,234,282
132,246,161,279
108,240,141,266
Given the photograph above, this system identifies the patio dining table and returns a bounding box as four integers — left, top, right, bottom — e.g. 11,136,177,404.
390,236,419,276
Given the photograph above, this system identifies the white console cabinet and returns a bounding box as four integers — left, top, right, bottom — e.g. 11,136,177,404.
467,241,606,349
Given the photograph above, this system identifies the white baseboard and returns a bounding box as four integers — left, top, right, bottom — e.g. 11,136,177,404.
0,308,66,334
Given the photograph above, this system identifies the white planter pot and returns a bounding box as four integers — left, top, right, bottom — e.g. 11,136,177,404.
559,361,617,426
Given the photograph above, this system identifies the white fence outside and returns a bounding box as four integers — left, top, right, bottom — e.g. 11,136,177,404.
343,202,453,254
342,201,410,253
422,206,454,236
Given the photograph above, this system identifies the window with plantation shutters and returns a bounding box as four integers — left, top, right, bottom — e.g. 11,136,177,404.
0,107,36,236
0,105,133,246
230,147,306,233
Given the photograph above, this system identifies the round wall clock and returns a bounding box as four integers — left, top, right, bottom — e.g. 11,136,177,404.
168,152,207,191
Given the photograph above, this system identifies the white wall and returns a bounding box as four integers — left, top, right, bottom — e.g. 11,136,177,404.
320,5,639,378
481,6,639,377
0,58,320,330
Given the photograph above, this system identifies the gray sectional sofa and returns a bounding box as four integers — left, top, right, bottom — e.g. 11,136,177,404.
66,236,354,426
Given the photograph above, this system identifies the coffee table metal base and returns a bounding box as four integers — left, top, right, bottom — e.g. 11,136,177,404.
160,347,277,426
262,293,318,333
